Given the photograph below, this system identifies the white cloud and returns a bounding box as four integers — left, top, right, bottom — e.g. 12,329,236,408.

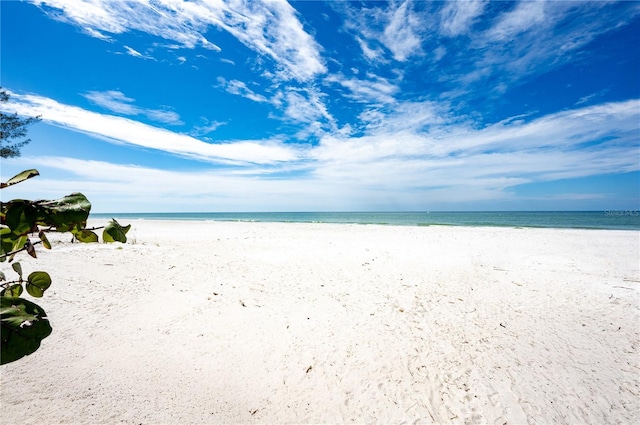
32,0,222,50
30,0,325,82
3,92,301,165
83,90,182,125
433,46,446,61
342,0,426,63
356,37,386,62
2,147,626,212
281,88,334,127
226,0,325,81
83,90,137,115
221,84,336,132
309,100,640,197
485,1,547,42
454,100,640,156
466,1,640,87
124,45,143,57
190,120,227,137
439,0,486,37
217,77,269,103
123,45,156,61
575,89,609,106
144,109,182,125
0,156,328,212
381,1,424,61
326,73,399,105
283,91,322,123
360,101,449,134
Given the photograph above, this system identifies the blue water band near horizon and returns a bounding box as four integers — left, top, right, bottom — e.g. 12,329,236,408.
89,211,640,231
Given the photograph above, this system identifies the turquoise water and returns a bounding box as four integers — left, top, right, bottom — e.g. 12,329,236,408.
90,211,640,230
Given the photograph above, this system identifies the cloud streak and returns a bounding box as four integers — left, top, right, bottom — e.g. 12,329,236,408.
337,0,639,113
3,91,301,165
83,90,182,125
460,1,640,92
216,78,269,104
30,0,325,82
439,0,486,37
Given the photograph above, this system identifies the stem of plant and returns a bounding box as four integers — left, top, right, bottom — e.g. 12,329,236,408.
0,240,42,260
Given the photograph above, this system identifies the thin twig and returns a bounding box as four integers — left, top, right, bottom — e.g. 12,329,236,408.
0,240,42,260
1,224,105,260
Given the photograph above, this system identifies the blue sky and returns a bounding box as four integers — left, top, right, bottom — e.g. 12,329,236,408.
1,0,639,212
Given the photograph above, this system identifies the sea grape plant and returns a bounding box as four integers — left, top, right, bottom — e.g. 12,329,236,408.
0,169,130,364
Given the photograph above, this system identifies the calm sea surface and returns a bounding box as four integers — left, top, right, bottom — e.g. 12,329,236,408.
91,211,640,231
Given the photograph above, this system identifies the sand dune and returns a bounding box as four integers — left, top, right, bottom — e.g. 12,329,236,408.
1,220,638,424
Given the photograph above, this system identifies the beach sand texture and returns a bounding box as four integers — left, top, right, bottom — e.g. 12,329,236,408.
1,220,638,424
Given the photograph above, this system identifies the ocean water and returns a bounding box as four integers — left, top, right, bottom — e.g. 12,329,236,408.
90,211,640,231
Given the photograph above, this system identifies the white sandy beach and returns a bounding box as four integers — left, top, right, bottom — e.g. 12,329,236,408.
1,220,638,424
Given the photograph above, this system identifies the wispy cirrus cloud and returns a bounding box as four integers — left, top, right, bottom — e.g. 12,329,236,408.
29,0,325,82
83,90,137,115
213,0,325,81
381,1,424,61
215,76,337,133
4,91,301,165
281,88,333,127
31,0,221,50
439,0,486,37
326,73,399,105
341,0,427,63
461,1,640,88
123,45,155,60
484,0,547,42
337,0,638,116
216,77,269,104
310,99,639,193
190,119,228,137
83,90,182,125
355,37,386,63
575,89,610,106
124,46,143,58
357,100,450,135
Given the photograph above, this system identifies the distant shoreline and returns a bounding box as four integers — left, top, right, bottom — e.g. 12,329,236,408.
90,210,640,231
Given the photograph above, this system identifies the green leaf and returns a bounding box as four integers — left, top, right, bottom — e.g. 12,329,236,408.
34,193,92,230
38,230,51,249
26,272,52,298
4,235,28,263
103,219,130,243
0,228,13,257
1,297,52,365
4,201,37,235
0,169,39,189
11,235,28,253
12,262,22,278
73,229,98,243
1,284,23,297
0,238,11,262
0,271,5,281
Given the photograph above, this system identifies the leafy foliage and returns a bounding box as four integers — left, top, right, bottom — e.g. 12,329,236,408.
0,89,41,159
1,297,52,364
103,220,132,243
1,169,130,364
